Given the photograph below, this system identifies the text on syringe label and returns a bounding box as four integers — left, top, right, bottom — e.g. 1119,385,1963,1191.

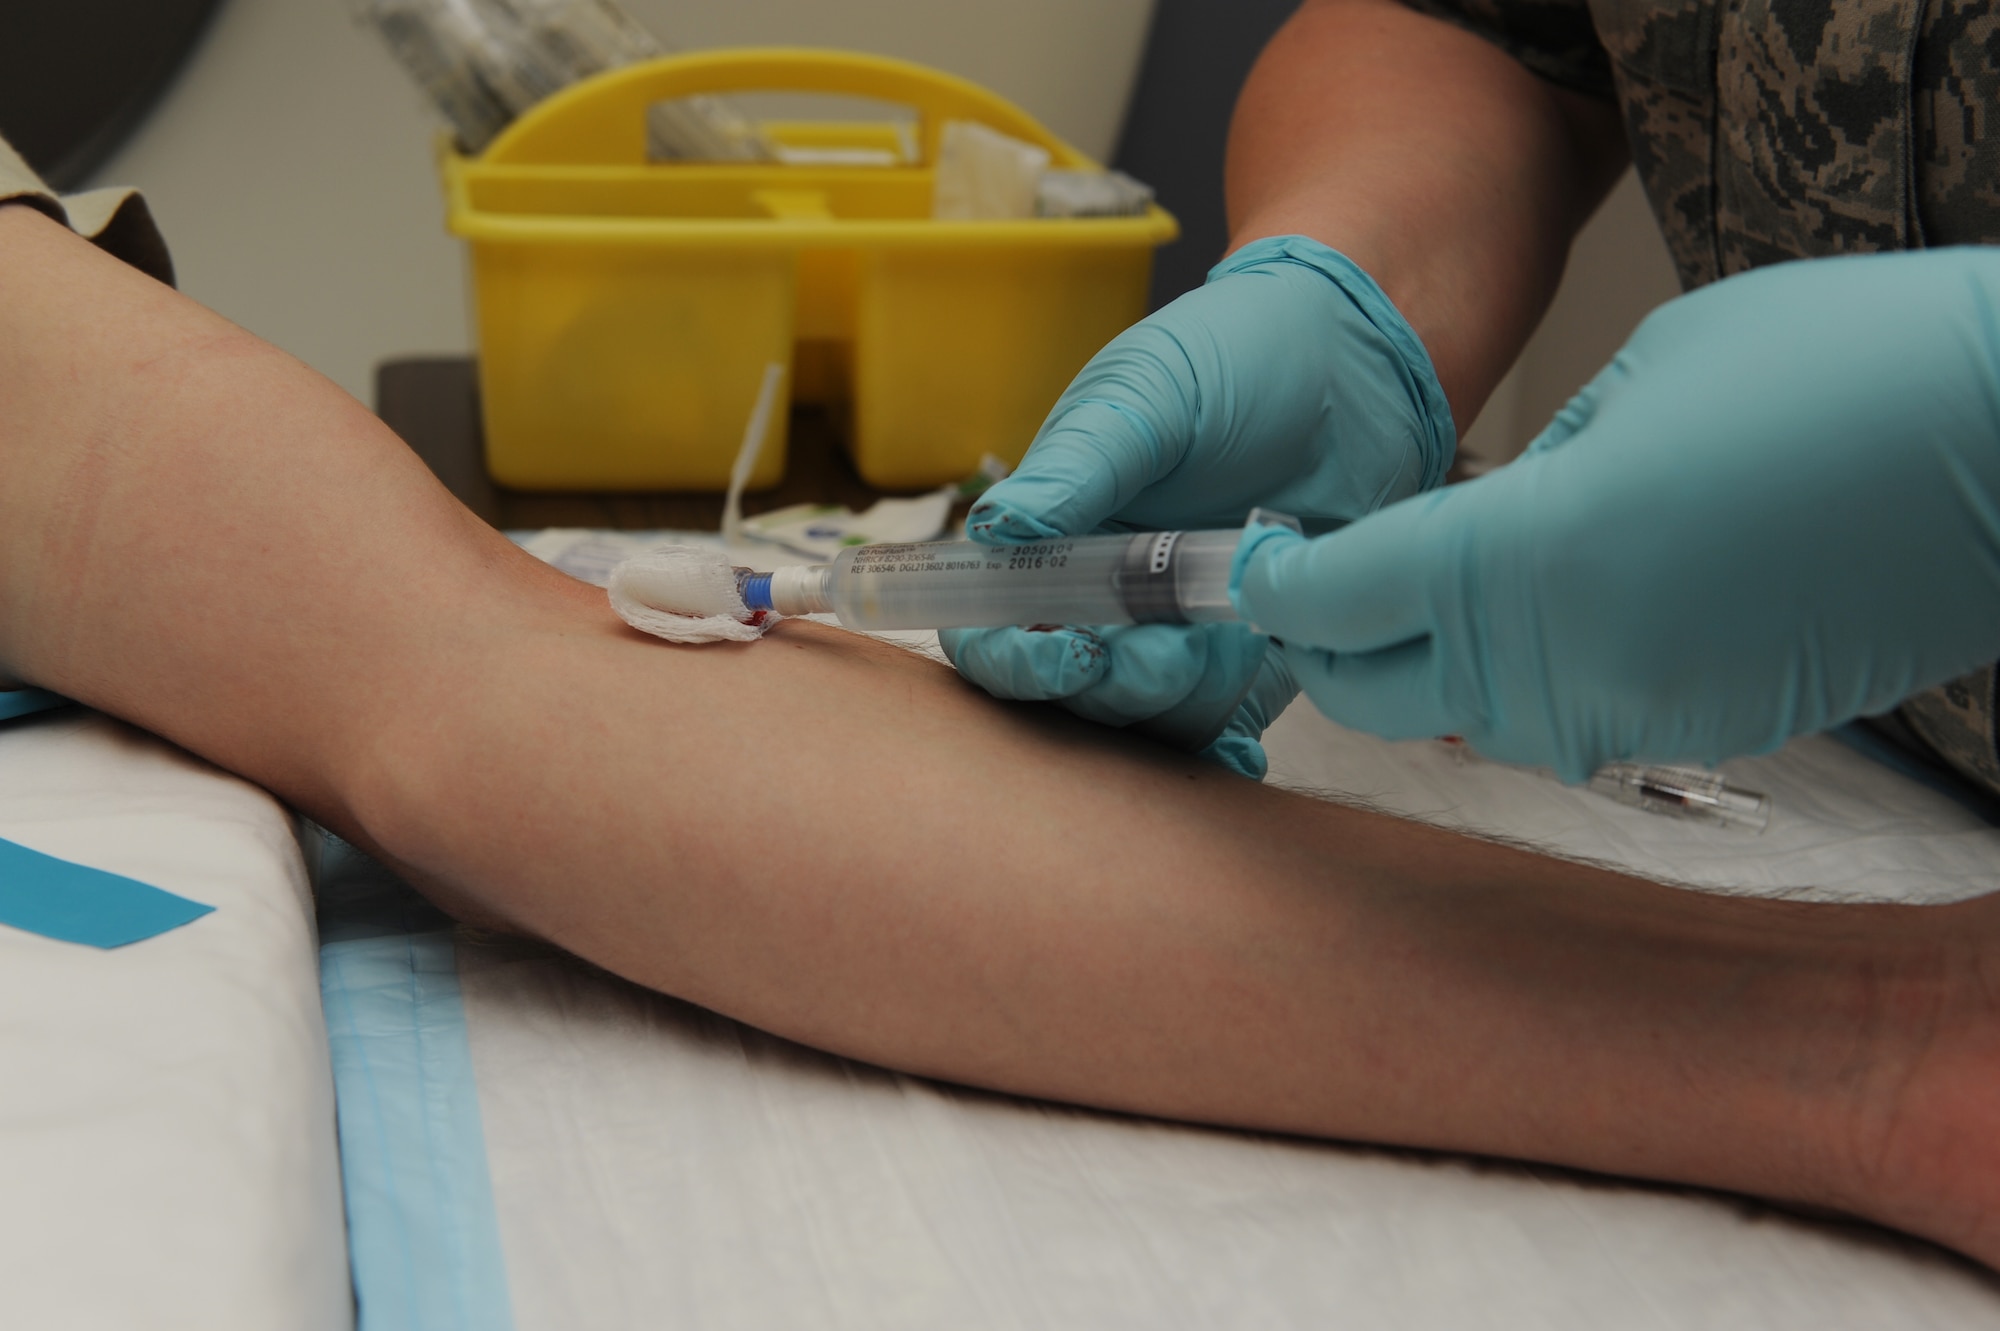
846,541,1079,576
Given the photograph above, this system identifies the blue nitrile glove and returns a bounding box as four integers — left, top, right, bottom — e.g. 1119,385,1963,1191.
967,234,1455,541
941,622,1297,779
1233,248,2000,783
944,235,1455,774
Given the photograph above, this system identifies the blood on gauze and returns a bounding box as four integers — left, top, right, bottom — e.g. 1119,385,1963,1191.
606,545,779,645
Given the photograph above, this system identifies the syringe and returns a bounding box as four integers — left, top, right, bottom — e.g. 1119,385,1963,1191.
737,529,1245,630
611,530,1776,827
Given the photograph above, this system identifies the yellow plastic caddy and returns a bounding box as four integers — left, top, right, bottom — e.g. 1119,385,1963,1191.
441,47,1180,492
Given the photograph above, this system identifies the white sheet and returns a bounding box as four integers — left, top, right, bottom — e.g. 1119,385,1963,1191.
449,680,2000,1328
0,710,350,1331
1263,705,2000,905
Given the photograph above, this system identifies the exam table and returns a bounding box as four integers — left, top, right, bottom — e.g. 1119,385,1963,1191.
8,543,2000,1329
0,707,348,1330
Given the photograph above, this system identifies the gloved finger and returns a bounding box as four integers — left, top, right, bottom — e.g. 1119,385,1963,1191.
1062,624,1210,728
1193,641,1300,782
1234,638,1301,735
939,626,1110,701
1285,636,1467,743
1233,497,1446,653
1128,622,1275,749
968,326,1196,541
1199,733,1269,781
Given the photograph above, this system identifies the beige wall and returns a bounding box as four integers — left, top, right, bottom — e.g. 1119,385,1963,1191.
90,0,1154,404
1459,169,1684,465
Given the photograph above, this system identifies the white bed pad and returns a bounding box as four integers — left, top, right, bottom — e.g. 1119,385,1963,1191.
459,939,1998,1330
0,709,350,1331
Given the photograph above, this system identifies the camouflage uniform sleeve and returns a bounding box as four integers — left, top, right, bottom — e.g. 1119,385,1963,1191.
0,133,174,287
1900,665,2000,798
1397,0,1617,99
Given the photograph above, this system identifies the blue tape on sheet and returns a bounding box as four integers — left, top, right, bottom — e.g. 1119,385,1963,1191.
0,833,213,948
0,688,71,724
321,926,515,1331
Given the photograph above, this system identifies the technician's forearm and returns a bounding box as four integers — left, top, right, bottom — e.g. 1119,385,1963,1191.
1225,0,1628,425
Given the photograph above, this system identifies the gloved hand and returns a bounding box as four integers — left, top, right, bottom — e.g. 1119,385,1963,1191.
967,234,1455,542
944,235,1455,775
1233,248,2000,782
941,621,1297,779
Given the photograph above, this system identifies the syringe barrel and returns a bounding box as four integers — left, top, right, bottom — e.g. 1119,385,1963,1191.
808,530,1242,630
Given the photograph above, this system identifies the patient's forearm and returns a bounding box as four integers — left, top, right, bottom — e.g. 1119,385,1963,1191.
2,207,1992,1267
379,624,1968,1212
0,206,583,825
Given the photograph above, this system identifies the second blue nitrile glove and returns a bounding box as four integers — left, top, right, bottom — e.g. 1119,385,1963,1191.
942,236,1455,776
1234,248,2000,782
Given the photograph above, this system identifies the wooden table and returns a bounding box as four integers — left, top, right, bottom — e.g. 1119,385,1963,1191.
374,356,911,532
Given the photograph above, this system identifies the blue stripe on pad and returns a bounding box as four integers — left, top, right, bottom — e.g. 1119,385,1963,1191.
0,833,213,948
321,927,515,1331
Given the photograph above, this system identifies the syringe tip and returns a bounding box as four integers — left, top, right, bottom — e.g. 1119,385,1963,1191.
738,571,775,612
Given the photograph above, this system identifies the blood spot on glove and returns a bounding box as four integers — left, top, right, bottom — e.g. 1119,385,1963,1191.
1067,636,1107,670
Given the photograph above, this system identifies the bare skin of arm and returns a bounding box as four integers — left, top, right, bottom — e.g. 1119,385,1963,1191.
1,207,1995,1269
1224,0,1631,427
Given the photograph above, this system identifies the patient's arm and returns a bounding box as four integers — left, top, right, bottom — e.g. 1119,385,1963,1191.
1,205,1995,1268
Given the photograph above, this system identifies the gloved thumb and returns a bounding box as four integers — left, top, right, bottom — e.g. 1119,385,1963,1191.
1229,496,1445,654
1231,507,1473,747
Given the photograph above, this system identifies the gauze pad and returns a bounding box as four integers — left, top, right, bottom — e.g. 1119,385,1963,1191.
608,545,776,644
608,359,790,646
